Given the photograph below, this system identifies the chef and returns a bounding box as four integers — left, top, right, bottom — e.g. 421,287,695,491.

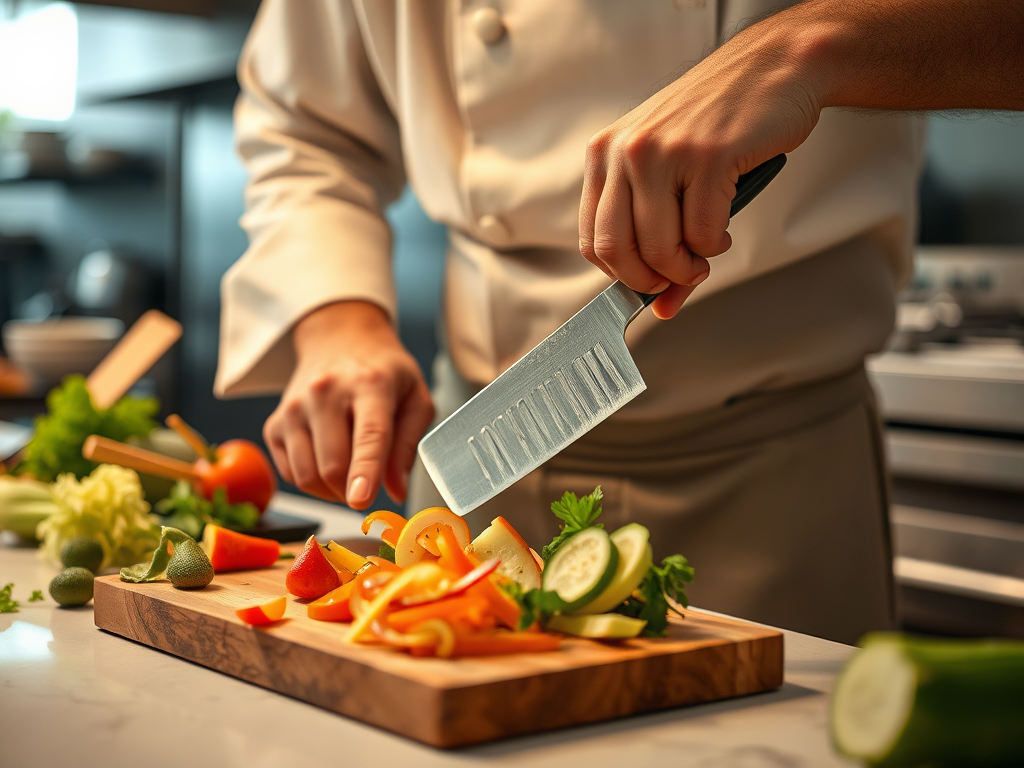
217,0,928,645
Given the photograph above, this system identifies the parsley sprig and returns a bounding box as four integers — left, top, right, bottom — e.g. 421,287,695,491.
612,554,695,636
540,486,604,563
0,583,42,612
0,583,18,613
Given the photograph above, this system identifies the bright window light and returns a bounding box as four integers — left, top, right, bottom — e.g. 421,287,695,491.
0,2,78,122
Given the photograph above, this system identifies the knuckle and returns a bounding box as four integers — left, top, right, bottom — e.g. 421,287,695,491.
319,460,348,489
354,422,390,452
309,374,335,397
579,238,597,263
351,364,387,389
282,398,305,421
585,130,611,160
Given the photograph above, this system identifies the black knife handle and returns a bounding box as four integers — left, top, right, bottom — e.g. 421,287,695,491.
635,153,787,306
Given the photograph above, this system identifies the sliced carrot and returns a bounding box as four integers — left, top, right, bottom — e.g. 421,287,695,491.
345,562,446,643
203,525,281,573
387,594,490,633
236,595,287,626
435,525,475,576
307,581,356,622
468,576,522,630
360,510,407,546
450,630,561,657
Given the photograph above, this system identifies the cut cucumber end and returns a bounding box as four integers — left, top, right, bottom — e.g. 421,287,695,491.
542,528,618,613
573,524,652,615
548,613,647,639
831,641,917,761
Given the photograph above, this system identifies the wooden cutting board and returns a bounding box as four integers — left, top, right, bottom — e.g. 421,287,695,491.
93,552,784,748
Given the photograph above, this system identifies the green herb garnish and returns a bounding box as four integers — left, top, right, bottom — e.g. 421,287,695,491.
612,554,695,636
16,375,158,482
0,583,18,613
377,542,397,563
155,480,260,538
28,590,44,602
540,486,604,564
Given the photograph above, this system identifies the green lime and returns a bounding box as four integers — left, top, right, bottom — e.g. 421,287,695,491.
49,567,95,607
60,537,105,573
166,539,214,589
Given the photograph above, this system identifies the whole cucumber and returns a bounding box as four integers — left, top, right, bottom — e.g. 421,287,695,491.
831,633,1024,767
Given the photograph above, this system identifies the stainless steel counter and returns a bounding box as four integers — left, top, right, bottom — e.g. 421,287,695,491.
1,494,857,768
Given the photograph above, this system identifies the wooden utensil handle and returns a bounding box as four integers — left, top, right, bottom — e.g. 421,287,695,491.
83,435,199,482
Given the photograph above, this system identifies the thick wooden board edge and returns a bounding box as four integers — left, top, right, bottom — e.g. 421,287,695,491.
94,576,785,748
93,579,448,745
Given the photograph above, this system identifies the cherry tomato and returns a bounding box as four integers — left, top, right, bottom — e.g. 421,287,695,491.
194,439,277,513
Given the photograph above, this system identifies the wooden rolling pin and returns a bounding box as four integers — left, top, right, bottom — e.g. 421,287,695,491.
83,435,199,482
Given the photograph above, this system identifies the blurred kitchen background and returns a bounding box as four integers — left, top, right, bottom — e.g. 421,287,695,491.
0,1,1021,638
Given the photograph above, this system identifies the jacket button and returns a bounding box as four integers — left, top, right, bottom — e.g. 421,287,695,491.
472,7,506,45
478,214,511,243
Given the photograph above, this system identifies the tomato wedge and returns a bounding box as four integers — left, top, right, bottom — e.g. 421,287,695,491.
236,595,287,626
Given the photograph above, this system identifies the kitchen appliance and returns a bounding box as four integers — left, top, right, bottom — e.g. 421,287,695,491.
419,155,787,516
867,246,1024,638
94,561,782,748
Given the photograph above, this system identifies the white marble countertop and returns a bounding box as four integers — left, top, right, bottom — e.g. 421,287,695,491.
1,494,858,768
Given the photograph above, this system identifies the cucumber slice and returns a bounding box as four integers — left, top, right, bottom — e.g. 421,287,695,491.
573,523,652,615
548,613,646,639
542,528,618,612
831,633,1024,767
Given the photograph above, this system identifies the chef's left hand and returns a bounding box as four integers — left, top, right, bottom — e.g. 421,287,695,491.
578,14,825,319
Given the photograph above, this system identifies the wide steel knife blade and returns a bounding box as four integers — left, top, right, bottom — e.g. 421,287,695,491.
418,154,787,516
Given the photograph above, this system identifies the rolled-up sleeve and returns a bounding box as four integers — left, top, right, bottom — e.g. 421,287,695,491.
216,0,405,397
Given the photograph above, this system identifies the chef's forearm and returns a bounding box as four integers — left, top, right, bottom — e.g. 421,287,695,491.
773,0,1024,112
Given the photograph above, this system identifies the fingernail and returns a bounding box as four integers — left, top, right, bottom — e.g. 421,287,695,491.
688,261,711,286
348,475,369,504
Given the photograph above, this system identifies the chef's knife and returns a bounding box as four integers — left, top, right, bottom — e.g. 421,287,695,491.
418,154,787,516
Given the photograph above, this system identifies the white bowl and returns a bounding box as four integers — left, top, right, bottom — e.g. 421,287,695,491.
3,317,124,387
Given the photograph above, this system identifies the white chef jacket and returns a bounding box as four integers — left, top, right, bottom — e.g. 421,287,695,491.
217,0,925,418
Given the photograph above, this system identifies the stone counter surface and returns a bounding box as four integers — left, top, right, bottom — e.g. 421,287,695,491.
0,494,858,768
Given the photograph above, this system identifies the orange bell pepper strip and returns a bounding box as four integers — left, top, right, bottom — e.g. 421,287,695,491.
435,525,475,576
236,595,287,626
365,555,402,572
450,631,561,657
307,581,356,622
360,510,407,546
468,576,522,631
345,562,445,643
387,593,490,633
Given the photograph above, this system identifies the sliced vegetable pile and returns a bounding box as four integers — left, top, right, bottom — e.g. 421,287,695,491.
506,487,694,638
273,486,694,654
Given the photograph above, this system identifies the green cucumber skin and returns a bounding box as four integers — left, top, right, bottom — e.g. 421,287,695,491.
839,634,1024,768
573,524,652,615
543,529,619,613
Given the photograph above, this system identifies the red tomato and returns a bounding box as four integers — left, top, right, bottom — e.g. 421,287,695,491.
194,439,277,513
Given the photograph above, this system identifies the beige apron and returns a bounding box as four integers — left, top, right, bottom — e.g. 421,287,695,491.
409,245,897,647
